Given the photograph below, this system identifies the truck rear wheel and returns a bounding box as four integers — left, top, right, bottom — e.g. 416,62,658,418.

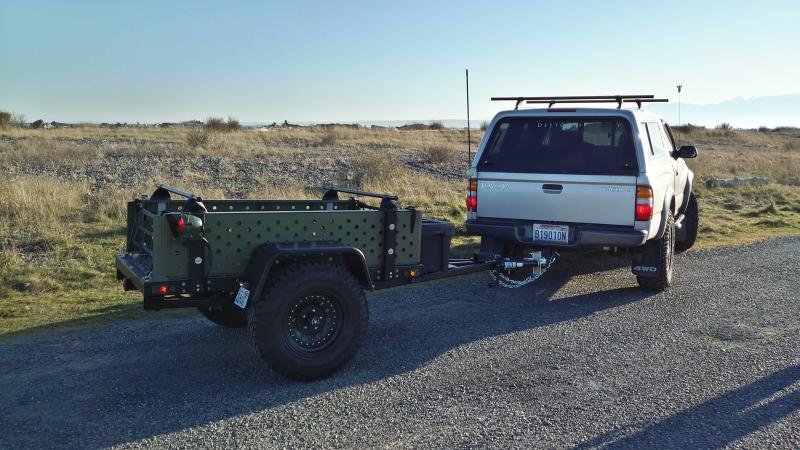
197,300,248,328
676,192,699,253
637,211,675,291
248,261,368,381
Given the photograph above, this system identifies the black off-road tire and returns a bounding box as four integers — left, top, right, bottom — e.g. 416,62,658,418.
247,261,368,381
676,192,699,253
197,299,248,328
637,211,675,291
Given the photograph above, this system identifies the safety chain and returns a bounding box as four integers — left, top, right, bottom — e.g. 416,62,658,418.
489,252,558,289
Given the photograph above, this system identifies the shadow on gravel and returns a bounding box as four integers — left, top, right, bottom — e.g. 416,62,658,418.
0,253,654,448
575,365,800,449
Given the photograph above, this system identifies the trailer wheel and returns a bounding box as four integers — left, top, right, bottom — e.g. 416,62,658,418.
637,211,675,291
248,261,368,381
197,300,248,328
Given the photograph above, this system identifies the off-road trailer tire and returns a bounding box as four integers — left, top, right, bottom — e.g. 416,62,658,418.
676,192,699,253
247,261,368,381
197,300,248,328
637,211,675,291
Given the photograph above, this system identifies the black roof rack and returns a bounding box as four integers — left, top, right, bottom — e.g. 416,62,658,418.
490,95,669,110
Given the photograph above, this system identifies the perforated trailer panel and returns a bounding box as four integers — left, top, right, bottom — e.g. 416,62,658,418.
151,209,422,279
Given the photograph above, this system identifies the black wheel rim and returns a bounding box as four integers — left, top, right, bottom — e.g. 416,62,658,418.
285,292,343,352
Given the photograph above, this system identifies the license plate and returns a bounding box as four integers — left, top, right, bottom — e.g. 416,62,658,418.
532,224,569,244
233,286,250,309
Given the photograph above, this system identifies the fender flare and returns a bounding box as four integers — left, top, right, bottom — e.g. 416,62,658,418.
244,242,372,302
679,172,695,214
655,188,675,240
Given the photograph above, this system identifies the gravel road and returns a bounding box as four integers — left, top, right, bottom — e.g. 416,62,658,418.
1,237,798,449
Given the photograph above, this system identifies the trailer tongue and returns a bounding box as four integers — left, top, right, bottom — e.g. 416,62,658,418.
116,185,556,380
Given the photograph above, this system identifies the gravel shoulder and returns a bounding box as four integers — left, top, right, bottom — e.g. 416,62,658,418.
1,237,798,449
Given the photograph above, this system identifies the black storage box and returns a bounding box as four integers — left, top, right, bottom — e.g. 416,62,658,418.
419,219,455,274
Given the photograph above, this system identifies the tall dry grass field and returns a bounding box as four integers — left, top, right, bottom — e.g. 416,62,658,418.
0,123,798,335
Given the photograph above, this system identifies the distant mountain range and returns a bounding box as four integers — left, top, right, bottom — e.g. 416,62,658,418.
647,94,800,129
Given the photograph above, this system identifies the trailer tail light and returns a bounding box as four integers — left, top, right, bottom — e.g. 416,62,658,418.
635,186,654,221
159,284,170,296
466,178,478,219
165,214,186,237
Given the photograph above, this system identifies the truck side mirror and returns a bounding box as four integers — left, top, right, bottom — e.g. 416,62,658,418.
677,145,697,159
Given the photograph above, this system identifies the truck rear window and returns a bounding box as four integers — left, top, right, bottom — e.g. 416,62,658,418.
479,117,637,175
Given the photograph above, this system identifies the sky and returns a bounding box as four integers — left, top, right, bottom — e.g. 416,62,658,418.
1,0,799,124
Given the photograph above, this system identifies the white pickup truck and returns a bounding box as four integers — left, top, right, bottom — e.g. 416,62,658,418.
465,95,699,291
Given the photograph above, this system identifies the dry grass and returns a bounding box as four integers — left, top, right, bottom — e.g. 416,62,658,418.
0,177,88,242
0,124,798,335
0,136,102,168
185,128,212,149
674,127,800,184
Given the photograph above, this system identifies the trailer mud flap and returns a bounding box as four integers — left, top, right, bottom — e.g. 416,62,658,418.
631,239,660,277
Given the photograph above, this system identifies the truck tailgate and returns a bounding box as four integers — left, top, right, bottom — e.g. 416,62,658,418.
477,172,636,226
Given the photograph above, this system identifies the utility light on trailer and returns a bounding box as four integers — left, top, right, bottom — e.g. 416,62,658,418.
165,214,186,237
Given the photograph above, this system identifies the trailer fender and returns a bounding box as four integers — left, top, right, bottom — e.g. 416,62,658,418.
244,242,372,303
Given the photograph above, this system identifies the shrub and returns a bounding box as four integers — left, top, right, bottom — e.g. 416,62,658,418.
716,123,733,131
205,116,241,132
398,123,428,131
205,117,227,132
758,126,771,133
225,117,241,131
0,111,28,129
715,122,734,136
186,128,212,149
398,122,446,131
421,144,454,163
773,126,799,133
480,121,489,131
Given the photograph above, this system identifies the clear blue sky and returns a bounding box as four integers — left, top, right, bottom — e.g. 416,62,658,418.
1,0,798,123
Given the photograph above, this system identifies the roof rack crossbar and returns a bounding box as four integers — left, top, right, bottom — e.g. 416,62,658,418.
524,98,669,109
490,95,664,110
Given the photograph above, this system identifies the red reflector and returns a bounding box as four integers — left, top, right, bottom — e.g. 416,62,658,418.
466,196,477,211
175,216,186,235
159,285,169,295
635,204,653,221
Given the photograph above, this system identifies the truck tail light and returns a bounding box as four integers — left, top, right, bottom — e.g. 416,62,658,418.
466,178,478,213
166,214,186,237
635,186,654,221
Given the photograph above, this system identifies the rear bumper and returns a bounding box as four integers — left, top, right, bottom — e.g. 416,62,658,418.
465,218,648,248
116,253,234,310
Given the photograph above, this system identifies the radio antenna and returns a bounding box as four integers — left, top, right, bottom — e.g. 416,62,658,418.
465,68,471,166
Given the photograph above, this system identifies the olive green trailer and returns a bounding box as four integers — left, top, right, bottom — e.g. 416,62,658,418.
116,185,495,380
